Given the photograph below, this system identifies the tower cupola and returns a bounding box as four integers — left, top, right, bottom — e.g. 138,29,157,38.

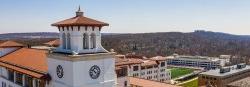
51,7,109,54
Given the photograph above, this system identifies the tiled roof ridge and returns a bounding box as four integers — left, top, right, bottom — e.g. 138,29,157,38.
51,15,109,26
0,47,48,75
0,60,47,75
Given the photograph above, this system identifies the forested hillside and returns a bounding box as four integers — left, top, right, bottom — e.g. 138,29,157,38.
1,31,250,57
102,31,250,57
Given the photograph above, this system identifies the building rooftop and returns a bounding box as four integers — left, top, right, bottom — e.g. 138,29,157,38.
115,57,143,66
0,40,24,48
150,56,168,61
167,55,222,62
129,77,180,87
0,48,48,78
115,56,168,67
141,60,157,66
200,65,250,77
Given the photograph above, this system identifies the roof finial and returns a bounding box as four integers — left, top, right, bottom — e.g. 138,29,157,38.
76,5,83,17
78,5,81,12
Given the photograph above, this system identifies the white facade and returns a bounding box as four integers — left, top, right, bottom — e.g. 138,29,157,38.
47,54,116,87
167,55,226,69
116,57,171,87
128,61,171,82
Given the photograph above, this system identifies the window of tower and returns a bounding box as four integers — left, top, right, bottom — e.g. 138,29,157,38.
83,33,88,49
67,33,71,50
62,33,66,49
90,33,96,49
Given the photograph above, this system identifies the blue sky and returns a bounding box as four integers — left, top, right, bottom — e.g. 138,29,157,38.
0,0,250,35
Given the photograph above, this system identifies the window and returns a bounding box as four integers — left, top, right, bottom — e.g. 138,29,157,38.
35,79,39,87
154,70,158,73
90,33,96,49
62,33,66,49
160,69,165,72
124,81,127,87
34,79,45,87
25,75,33,87
154,65,158,68
7,70,14,82
161,62,165,67
83,33,88,49
133,73,139,77
66,33,71,50
133,66,139,71
2,82,6,87
147,71,152,74
15,73,23,86
141,72,145,75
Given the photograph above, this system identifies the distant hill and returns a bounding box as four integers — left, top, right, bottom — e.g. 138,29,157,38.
1,31,250,57
102,31,250,57
0,32,59,40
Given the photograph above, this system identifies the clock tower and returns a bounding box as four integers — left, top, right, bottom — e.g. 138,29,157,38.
47,7,116,87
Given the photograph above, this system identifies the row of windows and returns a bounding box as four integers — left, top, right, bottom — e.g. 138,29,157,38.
132,73,139,77
141,70,161,76
6,70,44,87
133,62,167,71
160,69,165,72
147,71,153,74
160,74,165,77
160,79,167,82
146,76,152,80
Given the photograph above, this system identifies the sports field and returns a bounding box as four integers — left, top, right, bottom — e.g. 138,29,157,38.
170,67,194,79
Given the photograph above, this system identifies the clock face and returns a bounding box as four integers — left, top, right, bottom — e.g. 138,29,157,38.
56,65,64,78
89,65,101,79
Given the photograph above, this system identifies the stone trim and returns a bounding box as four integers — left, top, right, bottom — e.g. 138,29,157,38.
47,52,115,62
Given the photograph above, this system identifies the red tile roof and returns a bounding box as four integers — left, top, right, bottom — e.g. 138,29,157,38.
129,77,180,87
0,41,24,48
150,56,168,61
115,58,143,66
51,15,109,26
0,48,48,78
141,60,158,66
0,62,44,78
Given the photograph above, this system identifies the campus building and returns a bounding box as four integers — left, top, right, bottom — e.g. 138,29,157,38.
0,7,116,87
167,54,226,70
115,55,171,87
198,63,250,87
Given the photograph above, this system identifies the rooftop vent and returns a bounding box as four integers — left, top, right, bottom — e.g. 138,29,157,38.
220,67,231,73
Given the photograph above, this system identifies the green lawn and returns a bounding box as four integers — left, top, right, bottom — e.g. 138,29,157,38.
170,68,194,79
179,78,198,87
